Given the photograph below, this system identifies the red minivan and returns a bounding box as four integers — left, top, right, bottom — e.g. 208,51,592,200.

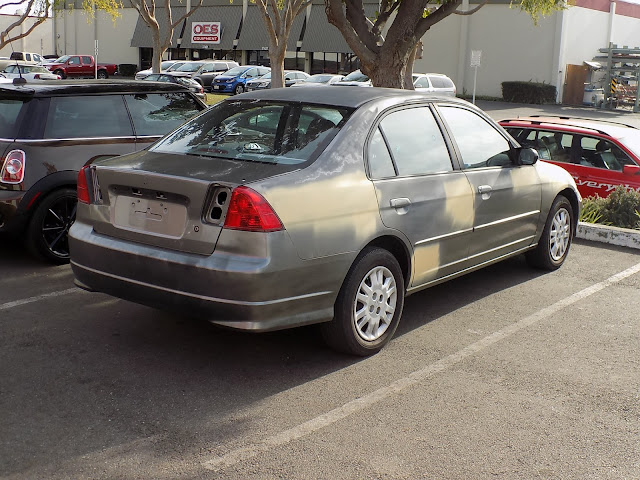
500,116,640,198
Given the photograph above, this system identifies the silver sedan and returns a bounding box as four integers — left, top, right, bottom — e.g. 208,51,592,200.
69,87,581,356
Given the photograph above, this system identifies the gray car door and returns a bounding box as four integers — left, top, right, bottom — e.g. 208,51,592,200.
437,104,542,264
368,104,475,287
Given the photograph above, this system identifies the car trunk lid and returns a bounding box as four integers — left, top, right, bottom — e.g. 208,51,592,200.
88,151,297,255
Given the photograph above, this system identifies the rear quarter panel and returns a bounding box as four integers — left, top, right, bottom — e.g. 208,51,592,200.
251,98,412,262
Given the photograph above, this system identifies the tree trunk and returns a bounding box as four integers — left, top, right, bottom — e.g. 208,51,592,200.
361,45,410,89
269,43,287,89
151,28,164,73
402,43,419,90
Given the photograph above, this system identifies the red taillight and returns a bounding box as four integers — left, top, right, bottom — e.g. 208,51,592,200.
77,165,90,204
223,186,283,232
33,74,41,79
1,150,26,184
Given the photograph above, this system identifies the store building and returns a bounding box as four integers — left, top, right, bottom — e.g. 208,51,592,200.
2,0,639,102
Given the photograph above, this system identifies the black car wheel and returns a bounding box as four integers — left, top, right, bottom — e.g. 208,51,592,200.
97,70,108,79
27,188,77,264
321,247,405,356
54,69,65,79
234,84,244,95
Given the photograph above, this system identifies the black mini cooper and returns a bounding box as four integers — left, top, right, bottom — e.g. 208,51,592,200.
0,79,206,263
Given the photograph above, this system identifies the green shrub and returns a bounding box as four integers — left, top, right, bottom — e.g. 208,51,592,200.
580,187,640,230
501,81,557,104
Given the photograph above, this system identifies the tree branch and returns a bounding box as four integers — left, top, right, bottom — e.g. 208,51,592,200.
344,0,379,52
325,0,377,65
454,0,489,15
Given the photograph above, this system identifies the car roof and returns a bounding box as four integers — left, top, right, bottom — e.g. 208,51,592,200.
237,86,471,109
0,79,192,96
500,116,639,138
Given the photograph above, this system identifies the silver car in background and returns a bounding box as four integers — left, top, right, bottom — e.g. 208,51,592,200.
69,87,580,356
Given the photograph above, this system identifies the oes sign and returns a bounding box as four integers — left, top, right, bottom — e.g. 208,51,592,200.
192,22,221,44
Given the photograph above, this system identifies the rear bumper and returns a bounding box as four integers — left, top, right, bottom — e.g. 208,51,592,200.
69,222,350,331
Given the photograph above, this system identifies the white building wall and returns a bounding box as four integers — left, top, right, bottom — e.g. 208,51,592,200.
610,11,640,47
0,14,53,57
55,8,140,66
414,6,558,98
562,6,610,66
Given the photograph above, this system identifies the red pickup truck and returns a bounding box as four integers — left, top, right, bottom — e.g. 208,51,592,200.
46,55,118,79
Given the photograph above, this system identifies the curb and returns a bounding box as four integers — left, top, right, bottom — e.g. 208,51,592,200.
576,222,640,250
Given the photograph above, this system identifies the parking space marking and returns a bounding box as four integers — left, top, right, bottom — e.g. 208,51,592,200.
202,261,640,472
0,287,85,312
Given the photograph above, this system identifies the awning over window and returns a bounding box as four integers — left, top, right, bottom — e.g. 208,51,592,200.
179,6,243,50
236,5,304,51
130,7,186,49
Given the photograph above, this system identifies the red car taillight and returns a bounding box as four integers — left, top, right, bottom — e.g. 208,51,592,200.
1,150,26,184
77,165,91,204
223,186,283,232
33,74,41,79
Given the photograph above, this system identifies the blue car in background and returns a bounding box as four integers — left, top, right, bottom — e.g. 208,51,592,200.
211,65,271,95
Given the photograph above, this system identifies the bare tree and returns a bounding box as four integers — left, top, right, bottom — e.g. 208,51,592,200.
253,0,312,88
0,0,52,50
129,0,203,73
325,0,564,89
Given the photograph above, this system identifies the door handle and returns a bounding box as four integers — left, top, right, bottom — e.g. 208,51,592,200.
390,198,411,208
477,185,492,194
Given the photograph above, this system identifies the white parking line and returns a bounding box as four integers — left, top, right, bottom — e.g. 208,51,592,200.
202,261,640,472
0,287,84,312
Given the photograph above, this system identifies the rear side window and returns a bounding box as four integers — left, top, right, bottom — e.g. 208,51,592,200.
0,98,27,139
124,92,203,136
377,106,452,176
43,95,133,138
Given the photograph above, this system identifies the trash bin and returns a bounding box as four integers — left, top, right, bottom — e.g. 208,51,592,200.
583,88,605,106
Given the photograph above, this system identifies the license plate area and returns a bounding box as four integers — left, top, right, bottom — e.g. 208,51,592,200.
111,188,188,238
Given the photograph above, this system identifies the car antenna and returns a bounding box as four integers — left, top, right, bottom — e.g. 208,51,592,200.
8,40,27,85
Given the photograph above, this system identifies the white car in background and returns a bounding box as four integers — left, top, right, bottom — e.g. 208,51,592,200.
1,64,61,81
290,73,344,87
135,60,185,80
413,73,457,96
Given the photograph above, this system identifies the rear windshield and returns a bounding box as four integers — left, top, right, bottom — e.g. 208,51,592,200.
0,97,27,139
151,100,353,165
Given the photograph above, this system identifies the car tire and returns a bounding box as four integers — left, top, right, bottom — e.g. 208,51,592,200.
321,247,405,356
234,84,244,95
54,69,65,79
97,70,108,79
526,195,574,270
26,188,77,265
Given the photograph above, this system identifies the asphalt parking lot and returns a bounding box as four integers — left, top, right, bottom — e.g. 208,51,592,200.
1,101,640,479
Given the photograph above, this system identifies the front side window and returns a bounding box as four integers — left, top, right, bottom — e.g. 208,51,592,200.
69,57,80,65
377,106,452,176
439,106,512,168
124,92,204,136
151,100,352,165
414,77,430,88
43,95,133,139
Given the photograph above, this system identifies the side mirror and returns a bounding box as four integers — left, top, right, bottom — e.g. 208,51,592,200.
516,147,538,166
623,164,640,175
